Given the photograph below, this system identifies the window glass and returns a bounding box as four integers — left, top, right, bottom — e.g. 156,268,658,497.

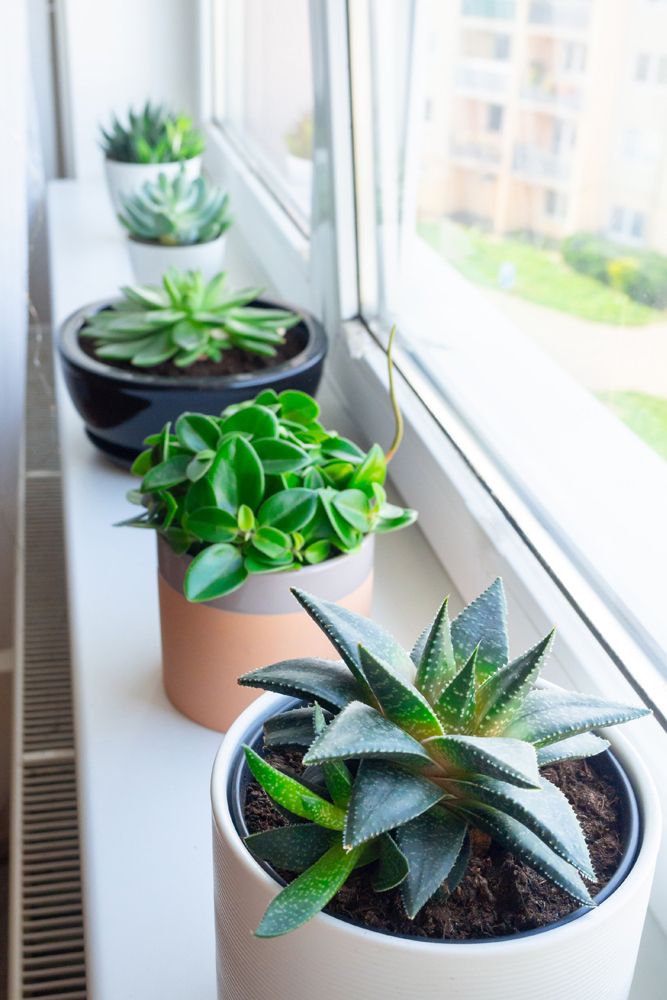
215,0,314,228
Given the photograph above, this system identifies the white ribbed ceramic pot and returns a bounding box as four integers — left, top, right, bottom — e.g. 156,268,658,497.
127,233,226,284
104,154,202,214
211,692,661,1000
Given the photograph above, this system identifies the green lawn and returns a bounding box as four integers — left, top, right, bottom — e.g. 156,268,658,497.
418,220,662,327
598,391,667,461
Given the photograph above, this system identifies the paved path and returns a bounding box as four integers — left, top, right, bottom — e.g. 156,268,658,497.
486,289,667,397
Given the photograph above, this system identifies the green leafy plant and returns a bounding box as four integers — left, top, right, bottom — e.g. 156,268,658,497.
118,171,232,246
100,102,204,164
80,270,300,367
285,112,313,160
122,383,416,599
238,578,649,937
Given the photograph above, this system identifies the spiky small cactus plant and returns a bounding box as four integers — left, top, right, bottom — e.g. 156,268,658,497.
100,102,204,164
239,579,648,937
118,171,231,246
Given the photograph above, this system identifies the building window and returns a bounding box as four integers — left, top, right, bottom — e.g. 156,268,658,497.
487,103,504,131
494,33,511,60
631,211,646,239
544,188,566,217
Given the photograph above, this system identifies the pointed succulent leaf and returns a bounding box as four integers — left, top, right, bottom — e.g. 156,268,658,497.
371,834,409,892
358,645,444,741
444,830,471,894
451,578,509,681
449,774,594,879
503,688,650,746
425,735,541,789
313,704,353,808
414,598,457,701
475,631,554,735
302,701,432,767
395,806,467,918
291,588,416,688
433,648,478,732
537,732,610,767
243,747,345,831
263,706,332,749
245,824,338,872
343,761,445,849
255,842,363,938
461,804,593,907
238,658,364,711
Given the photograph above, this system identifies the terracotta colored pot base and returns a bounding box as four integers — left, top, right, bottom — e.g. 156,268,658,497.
158,570,373,732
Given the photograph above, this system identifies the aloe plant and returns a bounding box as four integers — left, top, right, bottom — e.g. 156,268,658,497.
122,387,416,599
80,270,299,367
100,102,204,164
239,578,649,937
118,171,232,246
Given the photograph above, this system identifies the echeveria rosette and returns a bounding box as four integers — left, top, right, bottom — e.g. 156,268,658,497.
118,171,232,246
121,388,417,600
80,270,299,367
239,578,649,937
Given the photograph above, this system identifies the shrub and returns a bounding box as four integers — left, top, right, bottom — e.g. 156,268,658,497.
563,232,667,309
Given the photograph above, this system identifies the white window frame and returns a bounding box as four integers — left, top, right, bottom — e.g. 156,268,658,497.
197,0,667,927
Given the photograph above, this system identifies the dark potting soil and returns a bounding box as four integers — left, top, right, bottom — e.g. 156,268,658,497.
243,749,624,941
78,324,306,378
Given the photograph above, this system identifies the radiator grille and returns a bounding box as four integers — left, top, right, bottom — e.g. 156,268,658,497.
13,325,88,998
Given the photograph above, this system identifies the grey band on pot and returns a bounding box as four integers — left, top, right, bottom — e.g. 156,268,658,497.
157,534,374,614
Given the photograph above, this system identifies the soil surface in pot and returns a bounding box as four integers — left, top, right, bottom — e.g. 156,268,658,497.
78,324,306,378
244,748,623,941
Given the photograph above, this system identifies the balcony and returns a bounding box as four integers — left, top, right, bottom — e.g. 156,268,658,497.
512,142,571,180
520,84,582,110
456,64,510,96
450,139,503,167
528,1,591,30
461,0,516,20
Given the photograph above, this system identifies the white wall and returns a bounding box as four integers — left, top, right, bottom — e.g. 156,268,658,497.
57,0,200,179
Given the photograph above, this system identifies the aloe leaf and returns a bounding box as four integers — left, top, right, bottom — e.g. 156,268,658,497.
426,735,541,788
255,842,362,938
303,701,432,767
372,834,409,892
312,704,353,808
291,588,416,688
503,688,650,746
461,804,593,906
444,830,471,894
449,774,594,878
243,747,345,831
395,806,467,917
245,824,338,872
263,706,332,749
238,658,364,711
414,597,457,702
343,761,444,849
537,732,609,767
433,648,477,732
475,631,554,735
358,645,443,741
451,578,509,681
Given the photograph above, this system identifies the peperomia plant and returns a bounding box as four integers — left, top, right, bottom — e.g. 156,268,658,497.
118,171,232,246
122,386,416,600
81,270,300,367
238,579,649,937
100,102,204,164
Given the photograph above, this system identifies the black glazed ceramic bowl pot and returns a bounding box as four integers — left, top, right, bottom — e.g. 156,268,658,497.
58,297,328,466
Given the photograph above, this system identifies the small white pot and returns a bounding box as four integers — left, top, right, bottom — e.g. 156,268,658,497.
127,233,227,285
104,155,202,215
211,692,660,1000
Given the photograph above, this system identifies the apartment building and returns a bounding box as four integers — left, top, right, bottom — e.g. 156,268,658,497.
418,0,667,251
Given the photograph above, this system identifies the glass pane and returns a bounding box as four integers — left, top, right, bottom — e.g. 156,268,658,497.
355,0,667,660
218,0,314,226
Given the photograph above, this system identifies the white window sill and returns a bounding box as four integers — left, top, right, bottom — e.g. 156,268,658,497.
45,178,667,998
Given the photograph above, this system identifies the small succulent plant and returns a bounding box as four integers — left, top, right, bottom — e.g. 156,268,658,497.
100,102,204,164
118,171,232,246
80,270,299,367
239,579,649,937
122,387,416,599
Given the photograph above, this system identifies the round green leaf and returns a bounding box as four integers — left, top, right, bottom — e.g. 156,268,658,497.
349,444,387,489
237,504,255,533
258,488,318,533
220,404,279,439
304,540,331,564
175,413,221,452
253,437,311,474
186,451,214,482
252,525,291,560
278,389,319,425
184,544,248,602
234,437,265,509
183,507,237,543
141,454,191,491
333,489,372,532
